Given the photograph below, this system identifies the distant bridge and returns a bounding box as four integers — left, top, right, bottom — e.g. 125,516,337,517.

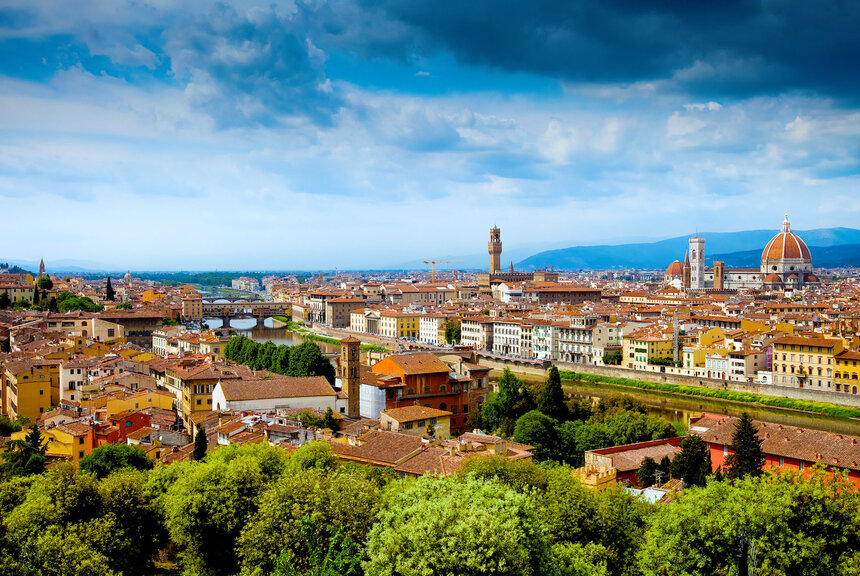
200,300,291,324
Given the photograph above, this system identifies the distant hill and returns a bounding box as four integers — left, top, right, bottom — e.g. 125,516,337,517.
517,227,860,271
713,244,860,269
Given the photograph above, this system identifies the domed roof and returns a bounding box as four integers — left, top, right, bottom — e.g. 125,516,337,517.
763,273,782,283
666,260,683,277
804,273,819,283
762,215,811,262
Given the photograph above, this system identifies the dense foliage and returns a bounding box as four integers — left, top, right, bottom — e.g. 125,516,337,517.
55,291,103,313
0,440,857,576
79,444,154,479
224,336,336,384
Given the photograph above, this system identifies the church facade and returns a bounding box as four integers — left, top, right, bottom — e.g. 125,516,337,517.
665,216,820,291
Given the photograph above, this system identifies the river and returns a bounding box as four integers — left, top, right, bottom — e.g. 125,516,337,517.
203,317,342,355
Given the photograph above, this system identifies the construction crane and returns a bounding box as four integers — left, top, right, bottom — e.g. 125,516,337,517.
423,259,465,283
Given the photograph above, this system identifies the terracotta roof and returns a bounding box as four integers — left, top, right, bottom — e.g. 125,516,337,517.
382,406,452,423
385,353,450,375
218,376,335,401
588,439,682,472
691,414,860,472
330,430,424,465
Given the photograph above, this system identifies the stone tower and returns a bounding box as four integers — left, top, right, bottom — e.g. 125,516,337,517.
339,336,361,418
488,226,502,274
713,261,725,290
682,250,691,289
689,237,705,290
38,258,45,277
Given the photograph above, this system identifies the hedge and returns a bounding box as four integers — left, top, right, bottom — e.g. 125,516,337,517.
559,370,860,420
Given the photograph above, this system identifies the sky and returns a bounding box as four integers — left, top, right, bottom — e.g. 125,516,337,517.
2,0,860,271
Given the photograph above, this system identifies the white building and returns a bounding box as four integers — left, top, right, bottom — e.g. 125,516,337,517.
419,314,447,345
492,319,521,357
211,376,346,414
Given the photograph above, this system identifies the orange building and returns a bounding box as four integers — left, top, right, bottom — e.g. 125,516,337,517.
691,413,860,488
370,353,473,433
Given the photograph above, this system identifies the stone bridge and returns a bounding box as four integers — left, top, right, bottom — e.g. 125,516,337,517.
201,300,291,324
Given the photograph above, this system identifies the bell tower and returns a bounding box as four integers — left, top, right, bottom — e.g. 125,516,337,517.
488,226,502,274
339,336,361,418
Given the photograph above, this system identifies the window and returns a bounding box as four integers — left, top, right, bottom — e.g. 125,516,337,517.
196,399,202,405
79,451,85,458
404,422,413,430
723,446,728,456
125,421,132,428
779,456,784,467
79,437,84,445
799,461,805,471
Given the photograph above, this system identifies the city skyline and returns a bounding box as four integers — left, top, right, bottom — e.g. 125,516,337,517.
2,1,860,269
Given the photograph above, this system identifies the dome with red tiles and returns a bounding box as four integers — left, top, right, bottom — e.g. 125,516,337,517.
665,260,683,277
761,215,811,263
763,273,782,283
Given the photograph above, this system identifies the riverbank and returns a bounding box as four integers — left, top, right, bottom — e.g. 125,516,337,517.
277,320,389,353
560,370,860,420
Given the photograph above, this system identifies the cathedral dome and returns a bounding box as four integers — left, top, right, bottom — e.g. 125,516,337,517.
761,215,811,263
665,261,683,277
763,273,782,284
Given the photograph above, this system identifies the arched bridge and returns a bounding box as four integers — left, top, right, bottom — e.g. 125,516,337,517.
201,300,292,321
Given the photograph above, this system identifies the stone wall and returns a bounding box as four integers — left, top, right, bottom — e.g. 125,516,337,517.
556,361,860,409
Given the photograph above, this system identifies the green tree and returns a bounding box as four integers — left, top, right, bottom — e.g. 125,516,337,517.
287,442,339,474
271,519,363,576
636,456,658,487
669,434,711,487
444,319,461,344
1,424,47,477
237,468,379,574
37,276,53,291
725,412,764,479
193,425,208,461
538,366,568,422
322,407,339,432
160,444,290,575
458,454,549,493
638,467,860,576
4,466,162,576
79,444,154,478
105,276,115,301
602,350,622,365
288,341,336,384
536,465,651,576
0,291,10,309
482,368,534,436
364,475,550,576
514,410,560,461
0,415,22,436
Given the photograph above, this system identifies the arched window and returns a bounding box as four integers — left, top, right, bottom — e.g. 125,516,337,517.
407,388,415,395
440,384,446,392
440,402,447,411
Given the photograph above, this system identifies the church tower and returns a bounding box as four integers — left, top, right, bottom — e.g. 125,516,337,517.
38,258,45,277
339,336,361,418
488,226,502,274
682,250,691,289
689,237,705,290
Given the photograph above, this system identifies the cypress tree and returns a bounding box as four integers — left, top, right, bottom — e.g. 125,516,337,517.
193,425,208,461
537,366,568,422
725,412,764,479
670,434,712,487
637,456,658,487
105,276,115,301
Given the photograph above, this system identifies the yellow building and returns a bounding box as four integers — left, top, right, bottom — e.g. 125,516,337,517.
82,388,176,417
9,421,94,463
835,350,860,395
572,465,617,491
379,311,420,339
771,336,844,389
623,331,675,369
3,359,60,421
380,406,452,440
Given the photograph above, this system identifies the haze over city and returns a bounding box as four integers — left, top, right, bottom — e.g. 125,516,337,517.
2,1,860,270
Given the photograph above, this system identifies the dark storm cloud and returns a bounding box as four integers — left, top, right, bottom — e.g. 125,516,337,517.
357,0,860,100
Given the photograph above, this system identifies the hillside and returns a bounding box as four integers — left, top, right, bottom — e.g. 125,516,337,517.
713,243,860,269
517,227,860,270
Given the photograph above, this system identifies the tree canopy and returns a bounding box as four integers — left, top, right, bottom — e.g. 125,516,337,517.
79,444,154,478
224,336,336,384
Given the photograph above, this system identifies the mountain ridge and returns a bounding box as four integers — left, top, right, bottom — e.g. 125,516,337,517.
516,227,860,270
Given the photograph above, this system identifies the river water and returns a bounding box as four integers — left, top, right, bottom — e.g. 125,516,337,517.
208,317,860,435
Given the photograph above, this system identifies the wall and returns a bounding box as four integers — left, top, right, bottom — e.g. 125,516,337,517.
556,361,860,409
